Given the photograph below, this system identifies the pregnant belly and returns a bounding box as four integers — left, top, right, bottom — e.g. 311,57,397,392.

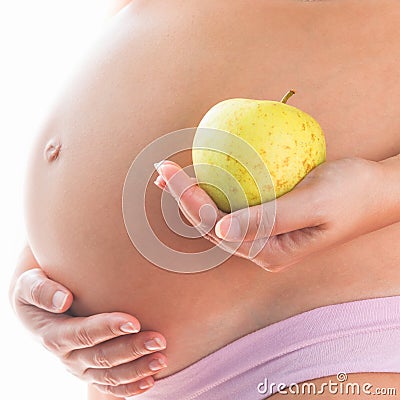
24,96,400,381
23,0,400,377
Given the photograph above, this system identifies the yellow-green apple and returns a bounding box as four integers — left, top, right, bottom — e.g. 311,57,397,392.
192,90,326,212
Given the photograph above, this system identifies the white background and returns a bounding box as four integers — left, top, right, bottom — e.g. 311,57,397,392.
0,1,123,398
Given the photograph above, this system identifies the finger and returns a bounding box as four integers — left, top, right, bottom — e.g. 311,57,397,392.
154,174,198,194
254,226,329,270
156,160,225,234
215,185,324,241
46,313,142,354
154,175,169,192
155,160,235,253
14,268,73,312
230,225,329,271
69,331,166,369
92,376,154,397
84,352,167,386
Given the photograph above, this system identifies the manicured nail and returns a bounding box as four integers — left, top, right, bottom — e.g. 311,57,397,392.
149,358,167,371
154,175,167,190
120,322,140,333
154,180,162,189
138,378,154,390
216,217,241,240
153,160,166,171
52,291,68,310
144,337,166,351
154,175,163,185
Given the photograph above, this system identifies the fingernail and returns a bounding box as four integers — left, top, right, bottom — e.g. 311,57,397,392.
149,358,167,371
154,175,166,190
216,217,241,240
120,322,140,333
52,291,68,310
153,160,166,172
144,337,166,351
154,175,163,185
139,378,154,390
153,179,163,189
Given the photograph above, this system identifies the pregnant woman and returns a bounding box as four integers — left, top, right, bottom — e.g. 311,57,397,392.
10,0,400,399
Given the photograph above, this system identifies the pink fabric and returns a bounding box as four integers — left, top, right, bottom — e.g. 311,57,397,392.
130,296,400,400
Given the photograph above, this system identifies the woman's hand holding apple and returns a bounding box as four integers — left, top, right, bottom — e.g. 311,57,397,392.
154,156,398,271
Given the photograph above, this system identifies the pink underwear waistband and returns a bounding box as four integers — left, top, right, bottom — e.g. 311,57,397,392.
131,296,400,400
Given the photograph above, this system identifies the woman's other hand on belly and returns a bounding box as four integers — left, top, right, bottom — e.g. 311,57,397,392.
10,248,168,398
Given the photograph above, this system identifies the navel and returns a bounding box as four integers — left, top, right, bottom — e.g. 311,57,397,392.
44,139,62,162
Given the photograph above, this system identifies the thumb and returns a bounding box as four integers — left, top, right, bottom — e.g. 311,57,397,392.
215,186,322,241
14,268,73,313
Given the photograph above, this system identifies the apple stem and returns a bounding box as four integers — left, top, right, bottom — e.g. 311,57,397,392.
280,89,296,104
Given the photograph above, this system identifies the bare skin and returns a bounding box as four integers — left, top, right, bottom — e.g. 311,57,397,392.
22,0,400,398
